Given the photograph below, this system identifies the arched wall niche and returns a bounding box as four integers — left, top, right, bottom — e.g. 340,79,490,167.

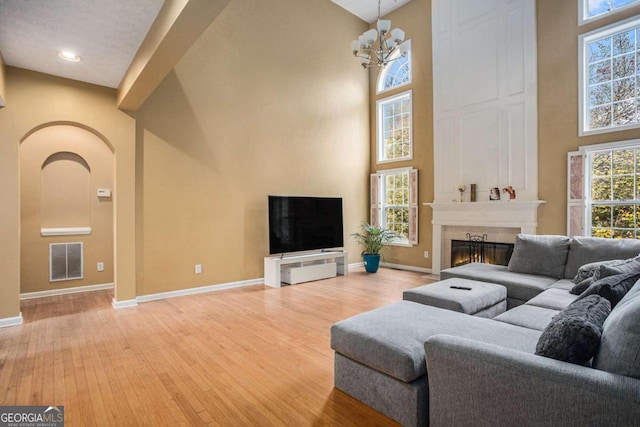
41,152,91,229
20,123,115,294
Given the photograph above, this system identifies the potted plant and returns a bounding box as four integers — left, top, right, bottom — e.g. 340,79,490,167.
351,222,401,273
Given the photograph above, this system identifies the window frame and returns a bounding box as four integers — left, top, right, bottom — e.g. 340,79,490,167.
376,89,413,164
579,0,640,26
376,40,412,94
578,14,640,136
372,167,417,247
581,138,640,238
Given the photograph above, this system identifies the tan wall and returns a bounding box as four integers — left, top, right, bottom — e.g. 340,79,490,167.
0,68,136,317
135,0,369,295
20,125,114,293
537,1,640,234
369,0,434,269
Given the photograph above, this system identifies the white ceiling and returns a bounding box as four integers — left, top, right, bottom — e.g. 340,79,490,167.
0,0,408,90
0,0,164,88
331,0,412,23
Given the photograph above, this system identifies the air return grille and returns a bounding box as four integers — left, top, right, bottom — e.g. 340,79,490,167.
49,242,83,282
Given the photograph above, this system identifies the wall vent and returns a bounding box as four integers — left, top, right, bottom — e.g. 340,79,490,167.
49,242,83,282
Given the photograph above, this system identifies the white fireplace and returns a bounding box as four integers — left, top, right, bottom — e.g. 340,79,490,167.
425,200,545,275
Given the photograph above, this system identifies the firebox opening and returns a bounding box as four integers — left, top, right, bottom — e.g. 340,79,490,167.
451,234,514,267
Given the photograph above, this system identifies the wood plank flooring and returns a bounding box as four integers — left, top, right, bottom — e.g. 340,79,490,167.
0,267,434,426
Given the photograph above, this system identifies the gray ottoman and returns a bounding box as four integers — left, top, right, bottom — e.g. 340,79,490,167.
403,278,507,318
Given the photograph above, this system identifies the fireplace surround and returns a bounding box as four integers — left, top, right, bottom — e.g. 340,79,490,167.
425,200,545,274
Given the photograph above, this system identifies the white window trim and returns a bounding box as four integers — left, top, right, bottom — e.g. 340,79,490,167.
579,138,640,236
376,89,413,164
372,167,417,247
579,0,640,26
376,39,412,95
578,14,640,136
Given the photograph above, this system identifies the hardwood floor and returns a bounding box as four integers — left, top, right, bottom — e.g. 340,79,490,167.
0,267,434,426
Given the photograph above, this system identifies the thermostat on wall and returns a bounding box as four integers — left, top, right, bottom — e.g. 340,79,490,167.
97,188,111,197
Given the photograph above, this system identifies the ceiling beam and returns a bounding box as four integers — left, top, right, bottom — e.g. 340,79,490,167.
116,0,230,113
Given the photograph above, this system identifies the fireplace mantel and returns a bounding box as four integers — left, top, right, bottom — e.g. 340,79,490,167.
424,200,546,274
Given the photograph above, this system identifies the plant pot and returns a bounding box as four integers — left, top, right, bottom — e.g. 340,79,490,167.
362,254,381,273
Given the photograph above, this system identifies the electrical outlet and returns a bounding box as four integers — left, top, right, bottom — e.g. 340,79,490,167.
97,262,104,271
195,264,202,274
423,251,429,259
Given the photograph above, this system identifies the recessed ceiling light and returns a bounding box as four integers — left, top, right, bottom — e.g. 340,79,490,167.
57,51,81,62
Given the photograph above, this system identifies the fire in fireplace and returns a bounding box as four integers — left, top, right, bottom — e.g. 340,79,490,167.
451,234,514,267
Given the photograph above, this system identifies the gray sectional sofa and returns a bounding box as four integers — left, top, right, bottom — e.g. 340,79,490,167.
330,235,640,426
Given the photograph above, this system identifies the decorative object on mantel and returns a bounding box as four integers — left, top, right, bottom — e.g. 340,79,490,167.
503,186,517,200
350,0,410,68
490,187,501,201
470,184,476,202
351,222,402,273
457,185,466,202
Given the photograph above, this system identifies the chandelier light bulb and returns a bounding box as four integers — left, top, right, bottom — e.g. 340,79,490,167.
363,29,378,46
377,19,391,34
390,28,405,44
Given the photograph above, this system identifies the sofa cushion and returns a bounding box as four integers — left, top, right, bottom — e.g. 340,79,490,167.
440,263,556,302
593,282,640,378
535,295,611,366
579,272,640,308
508,234,570,279
549,279,575,291
330,301,542,383
526,288,580,311
493,305,559,331
564,236,640,279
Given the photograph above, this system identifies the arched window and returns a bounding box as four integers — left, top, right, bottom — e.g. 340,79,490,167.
377,40,411,93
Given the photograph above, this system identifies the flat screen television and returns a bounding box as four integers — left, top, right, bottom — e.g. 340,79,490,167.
268,195,344,254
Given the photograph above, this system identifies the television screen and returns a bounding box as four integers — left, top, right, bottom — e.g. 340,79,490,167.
268,195,344,254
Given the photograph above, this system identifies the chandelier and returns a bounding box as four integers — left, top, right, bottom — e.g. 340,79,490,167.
351,0,409,68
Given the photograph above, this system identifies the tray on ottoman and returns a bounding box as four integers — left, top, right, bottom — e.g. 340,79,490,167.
403,278,507,318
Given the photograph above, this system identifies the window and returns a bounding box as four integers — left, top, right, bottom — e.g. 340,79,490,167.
377,40,411,93
377,90,412,163
579,15,640,135
580,0,640,25
370,168,418,245
584,142,640,238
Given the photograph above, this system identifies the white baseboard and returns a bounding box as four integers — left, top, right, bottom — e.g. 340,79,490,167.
136,278,263,303
21,283,114,300
349,261,431,274
380,262,432,274
0,313,23,328
112,298,138,309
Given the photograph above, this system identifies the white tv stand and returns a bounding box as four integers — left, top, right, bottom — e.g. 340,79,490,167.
264,251,348,287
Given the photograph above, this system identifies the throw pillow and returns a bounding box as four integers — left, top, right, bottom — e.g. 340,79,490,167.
507,234,570,279
579,272,640,308
571,260,618,284
593,283,640,379
535,295,611,366
595,256,640,280
564,236,640,279
570,277,593,295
